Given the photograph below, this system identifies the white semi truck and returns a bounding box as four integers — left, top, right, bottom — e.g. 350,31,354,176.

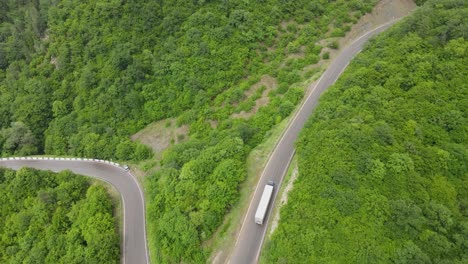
254,181,275,225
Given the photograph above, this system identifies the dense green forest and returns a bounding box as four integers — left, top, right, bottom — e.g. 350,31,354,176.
263,0,467,263
0,167,119,263
1,0,380,262
0,0,375,160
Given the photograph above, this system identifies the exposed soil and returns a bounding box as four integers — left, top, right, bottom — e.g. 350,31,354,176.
285,48,306,60
50,56,58,68
131,118,189,154
208,119,218,129
245,75,277,98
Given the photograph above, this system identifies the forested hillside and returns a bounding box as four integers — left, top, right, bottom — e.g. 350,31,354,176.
263,0,467,263
0,168,119,263
0,0,374,160
1,0,382,262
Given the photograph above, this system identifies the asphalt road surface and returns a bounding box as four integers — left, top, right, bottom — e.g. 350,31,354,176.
0,158,148,264
228,20,400,264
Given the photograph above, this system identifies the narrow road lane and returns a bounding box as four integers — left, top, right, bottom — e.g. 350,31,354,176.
229,20,400,264
0,158,148,264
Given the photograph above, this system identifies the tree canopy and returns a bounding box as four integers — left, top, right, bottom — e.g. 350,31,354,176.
1,0,382,262
0,167,120,263
262,0,467,263
1,0,376,161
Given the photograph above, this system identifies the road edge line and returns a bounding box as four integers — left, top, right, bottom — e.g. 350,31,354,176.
229,18,402,263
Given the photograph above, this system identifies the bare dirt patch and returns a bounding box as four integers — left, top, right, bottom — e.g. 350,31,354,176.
41,31,50,42
280,20,292,31
208,119,218,129
131,118,189,154
286,48,305,60
231,75,277,119
50,56,58,68
245,75,277,98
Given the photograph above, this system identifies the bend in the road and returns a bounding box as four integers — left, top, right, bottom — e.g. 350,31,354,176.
0,157,149,264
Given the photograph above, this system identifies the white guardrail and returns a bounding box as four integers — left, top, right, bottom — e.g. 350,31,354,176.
0,156,123,169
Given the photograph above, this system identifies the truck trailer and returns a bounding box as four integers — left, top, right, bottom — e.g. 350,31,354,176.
254,181,275,225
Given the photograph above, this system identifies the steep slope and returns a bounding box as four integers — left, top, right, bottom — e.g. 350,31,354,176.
263,0,467,262
2,1,386,263
1,0,376,161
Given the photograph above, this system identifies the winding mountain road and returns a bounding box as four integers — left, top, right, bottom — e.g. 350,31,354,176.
228,19,401,264
0,157,149,264
0,17,402,264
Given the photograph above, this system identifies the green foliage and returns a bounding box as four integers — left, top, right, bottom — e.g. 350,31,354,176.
2,0,379,262
1,0,377,163
0,0,50,69
147,136,246,262
0,121,37,156
0,168,119,263
263,1,468,263
328,40,339,49
331,28,345,37
415,0,429,5
322,52,330,60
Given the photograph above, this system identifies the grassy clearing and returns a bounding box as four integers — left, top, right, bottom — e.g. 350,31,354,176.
131,118,189,154
129,118,189,185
